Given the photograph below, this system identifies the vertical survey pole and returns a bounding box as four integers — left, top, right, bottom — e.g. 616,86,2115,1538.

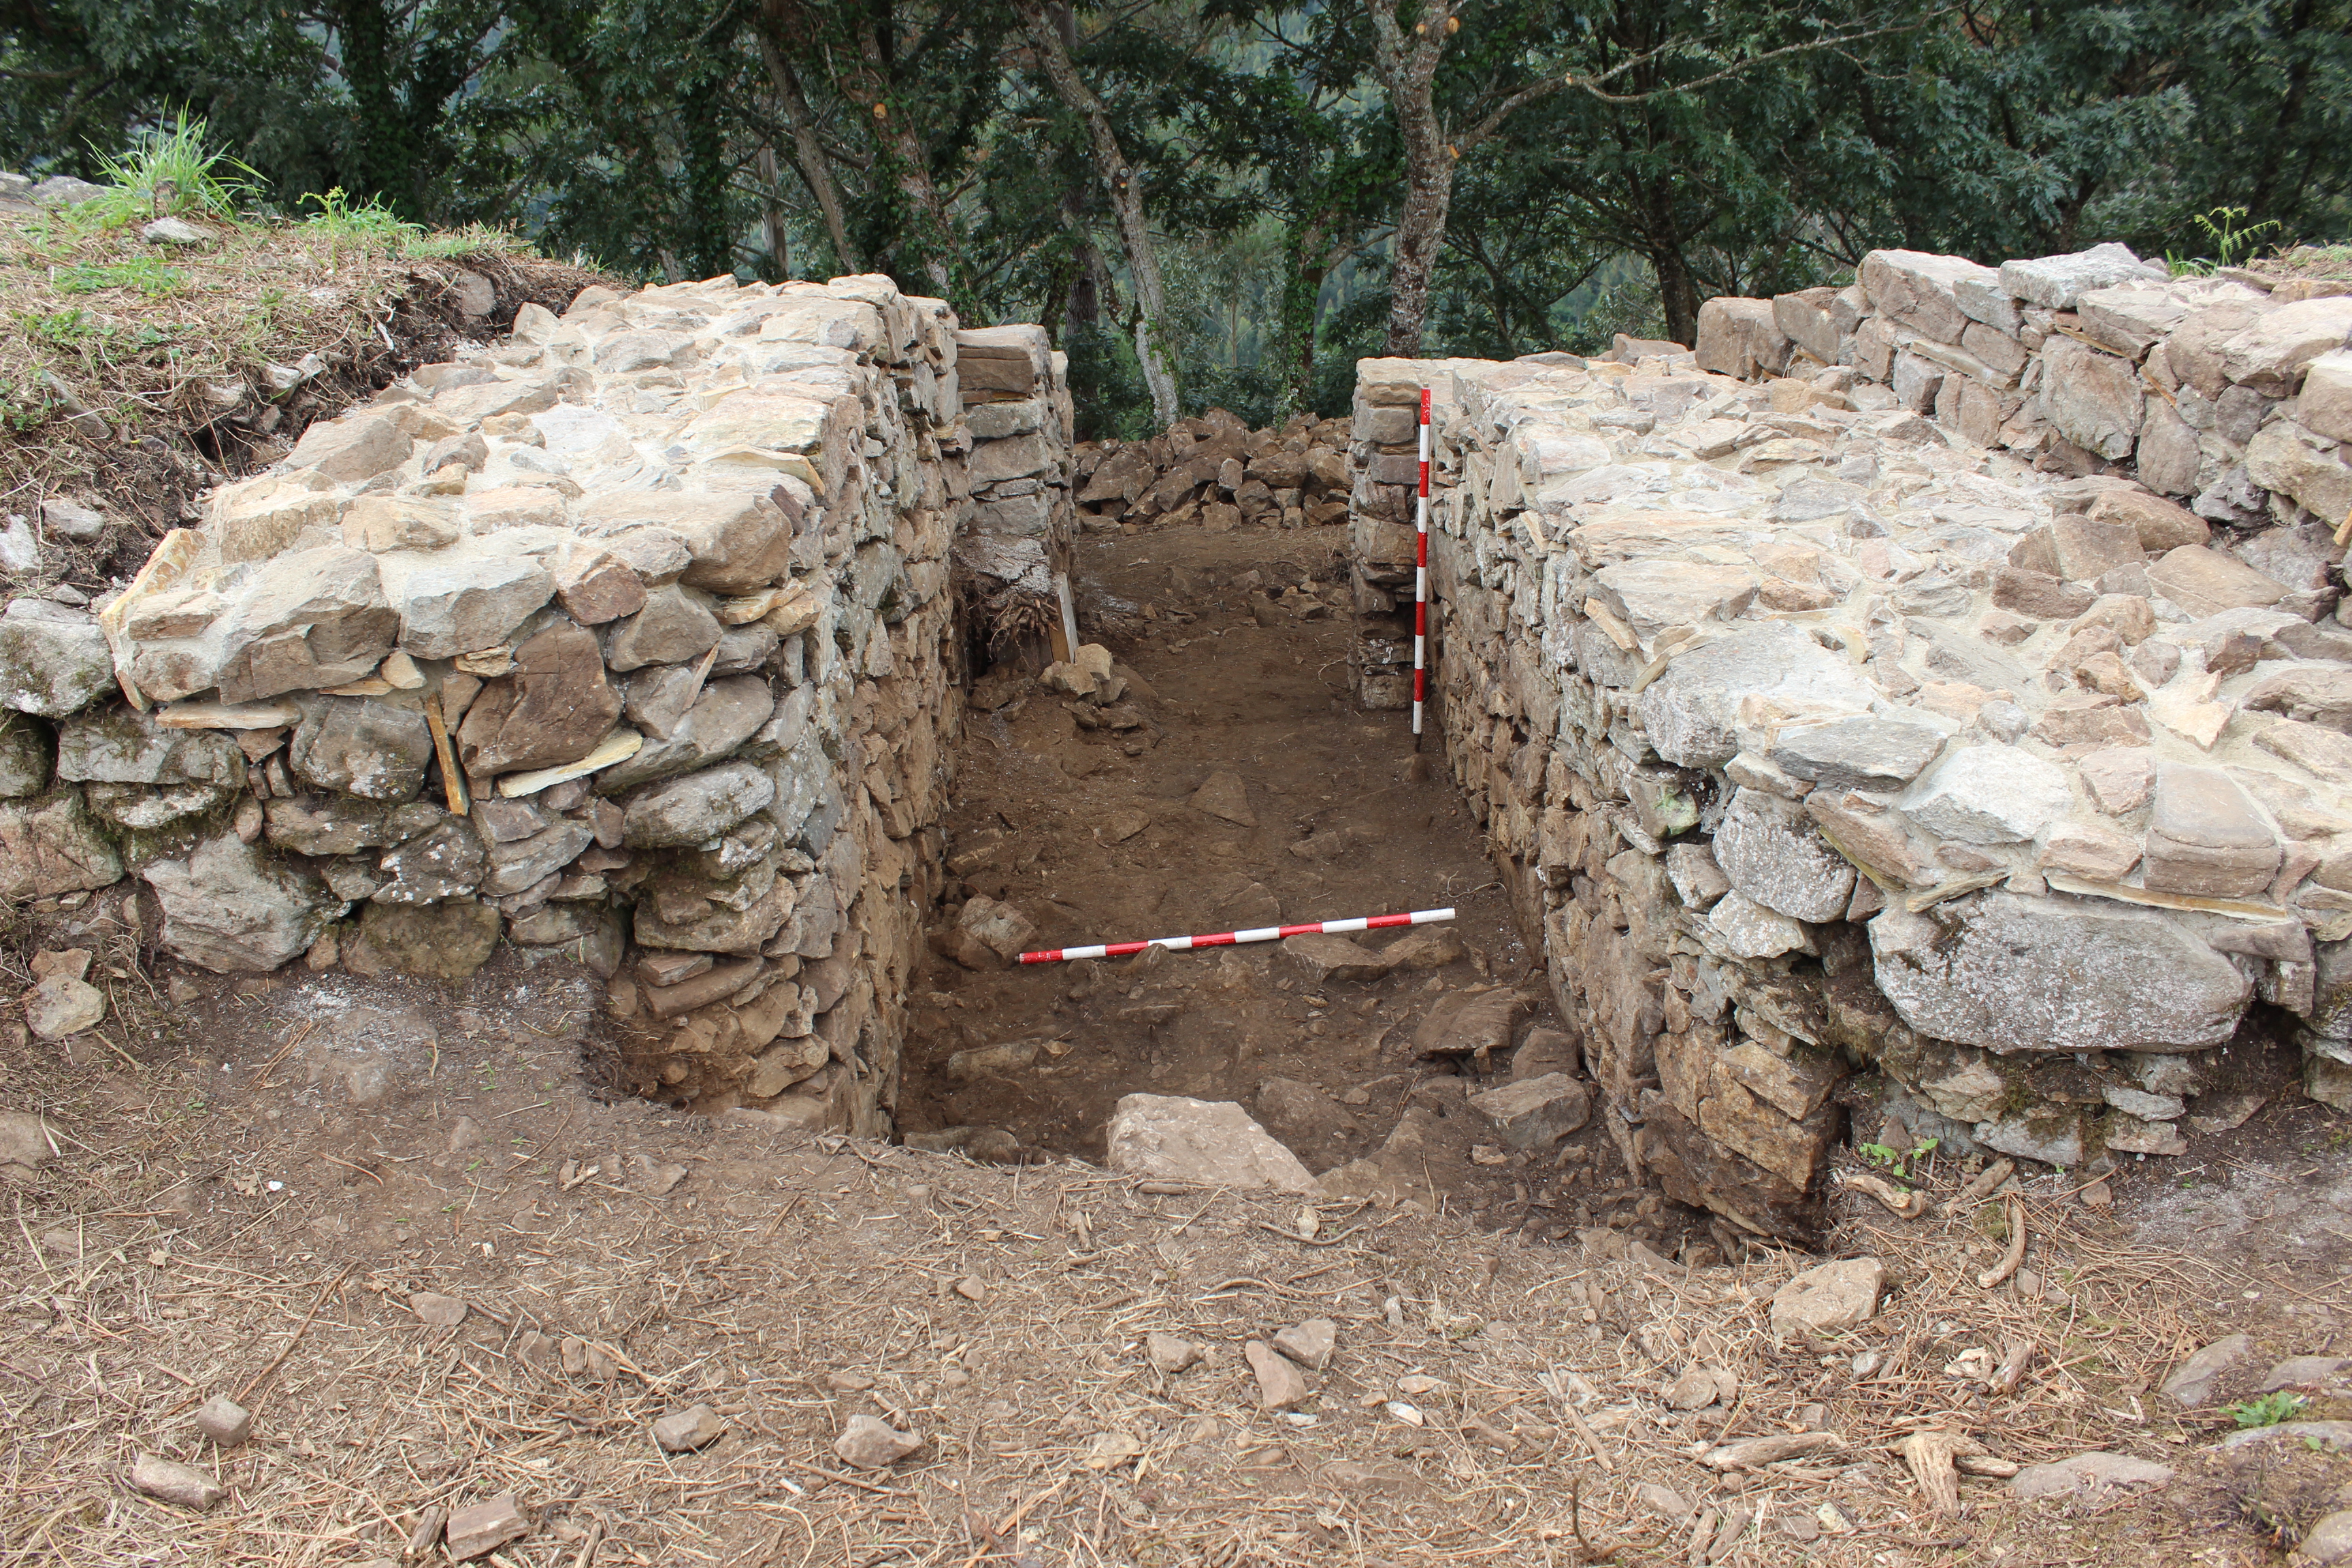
1413,387,1430,749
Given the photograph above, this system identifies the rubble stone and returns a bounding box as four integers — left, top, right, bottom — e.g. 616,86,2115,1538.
1105,1094,1315,1192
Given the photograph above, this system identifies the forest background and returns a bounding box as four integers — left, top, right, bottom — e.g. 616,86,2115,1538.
5,0,2346,438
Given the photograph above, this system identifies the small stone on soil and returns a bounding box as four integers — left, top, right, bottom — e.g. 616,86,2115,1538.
1145,1333,1200,1373
444,1492,529,1560
410,1292,468,1326
834,1414,923,1469
1273,1317,1337,1370
131,1453,225,1510
1379,926,1466,970
2160,1333,2255,1407
2009,1451,2175,1501
1189,770,1256,826
1768,1257,1884,1340
1245,1340,1309,1408
651,1403,725,1452
194,1394,252,1446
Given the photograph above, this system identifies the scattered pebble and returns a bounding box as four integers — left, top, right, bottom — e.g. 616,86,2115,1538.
1145,1333,1200,1373
444,1492,528,1561
194,1394,252,1448
1244,1341,1307,1409
130,1453,225,1510
410,1292,468,1327
1385,1401,1424,1426
651,1404,725,1453
835,1414,923,1469
1271,1318,1337,1371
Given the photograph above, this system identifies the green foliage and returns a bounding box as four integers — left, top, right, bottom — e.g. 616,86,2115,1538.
5,0,2346,425
2228,1390,2308,1428
2168,206,2287,274
301,186,423,246
1857,1136,1940,1183
84,110,257,223
52,259,186,296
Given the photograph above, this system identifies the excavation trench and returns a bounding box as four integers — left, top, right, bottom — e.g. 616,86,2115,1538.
897,521,1719,1250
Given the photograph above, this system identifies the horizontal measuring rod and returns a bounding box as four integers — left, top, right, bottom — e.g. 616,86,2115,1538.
1017,907,1456,965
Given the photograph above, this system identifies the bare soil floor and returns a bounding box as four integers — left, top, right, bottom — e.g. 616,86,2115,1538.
900,521,1623,1233
1,518,2349,1567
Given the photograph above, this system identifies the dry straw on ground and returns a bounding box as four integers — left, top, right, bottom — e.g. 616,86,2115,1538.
0,950,2330,1568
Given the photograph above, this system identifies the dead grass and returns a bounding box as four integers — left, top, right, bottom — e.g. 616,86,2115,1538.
0,206,612,574
0,939,2337,1568
2257,244,2352,280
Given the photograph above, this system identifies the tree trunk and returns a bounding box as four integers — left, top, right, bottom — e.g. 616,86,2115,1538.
755,29,861,275
1276,218,1330,416
1650,244,1700,348
757,144,789,280
1016,0,1179,429
855,22,956,299
1386,131,1455,358
1365,0,1459,359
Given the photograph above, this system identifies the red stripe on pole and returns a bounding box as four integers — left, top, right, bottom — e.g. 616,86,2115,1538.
1017,909,1457,964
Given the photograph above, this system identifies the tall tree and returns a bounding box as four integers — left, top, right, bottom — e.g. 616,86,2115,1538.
1014,0,1180,427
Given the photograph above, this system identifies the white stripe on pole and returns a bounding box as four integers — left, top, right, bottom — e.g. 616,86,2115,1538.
1414,388,1431,741
1018,907,1457,964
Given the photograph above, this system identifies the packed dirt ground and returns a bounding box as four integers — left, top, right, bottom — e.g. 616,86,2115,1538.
3,941,2350,1568
901,520,1650,1244
3,508,2349,1568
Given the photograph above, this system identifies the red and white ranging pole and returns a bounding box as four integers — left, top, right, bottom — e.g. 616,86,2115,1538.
1414,387,1431,746
1017,907,1456,965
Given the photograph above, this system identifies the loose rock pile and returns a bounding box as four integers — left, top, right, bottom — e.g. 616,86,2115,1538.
1,271,1072,1134
1349,249,2352,1237
1071,409,1354,531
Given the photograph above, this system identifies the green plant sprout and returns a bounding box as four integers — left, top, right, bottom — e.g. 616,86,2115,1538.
1857,1135,1940,1184
2227,1390,2306,1428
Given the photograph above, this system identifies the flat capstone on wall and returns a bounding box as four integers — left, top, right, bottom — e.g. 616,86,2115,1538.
0,272,1073,1138
1346,242,2352,1237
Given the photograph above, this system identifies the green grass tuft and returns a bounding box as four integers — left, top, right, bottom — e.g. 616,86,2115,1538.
52,258,186,296
83,110,259,225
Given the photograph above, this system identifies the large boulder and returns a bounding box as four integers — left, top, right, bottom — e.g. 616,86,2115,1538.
395,557,556,660
456,621,623,777
289,696,433,801
1105,1094,1315,1192
1711,788,1855,922
0,791,123,899
1636,624,1872,769
1693,297,1786,379
1869,894,2249,1053
0,600,115,717
1997,242,2155,309
212,547,399,703
144,836,340,970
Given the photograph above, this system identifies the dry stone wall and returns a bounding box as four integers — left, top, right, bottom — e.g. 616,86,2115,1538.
1694,243,2352,555
1348,326,2352,1240
0,272,1071,1138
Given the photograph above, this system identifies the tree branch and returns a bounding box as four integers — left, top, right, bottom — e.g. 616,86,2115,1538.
1563,14,1938,105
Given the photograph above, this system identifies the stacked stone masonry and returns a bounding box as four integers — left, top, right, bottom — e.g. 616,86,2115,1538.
1348,248,2352,1237
1071,409,1356,532
0,272,1072,1137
